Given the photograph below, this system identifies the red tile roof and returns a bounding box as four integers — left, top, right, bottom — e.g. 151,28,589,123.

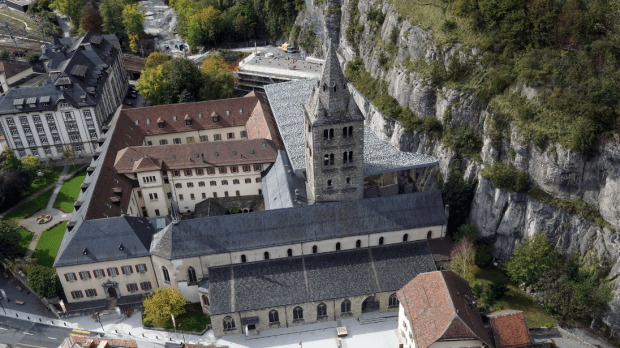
114,139,279,173
0,60,31,78
427,237,454,261
397,271,494,348
68,335,137,348
488,310,532,348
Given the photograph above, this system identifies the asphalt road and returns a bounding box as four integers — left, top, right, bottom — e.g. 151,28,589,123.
0,316,95,348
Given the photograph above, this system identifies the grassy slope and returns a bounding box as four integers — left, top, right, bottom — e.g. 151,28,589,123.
33,221,67,267
3,187,55,224
53,170,87,212
22,166,64,198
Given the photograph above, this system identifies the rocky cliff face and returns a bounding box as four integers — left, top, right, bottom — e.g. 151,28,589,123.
295,0,620,334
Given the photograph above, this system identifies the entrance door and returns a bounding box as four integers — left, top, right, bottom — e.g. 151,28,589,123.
362,296,379,313
108,287,117,298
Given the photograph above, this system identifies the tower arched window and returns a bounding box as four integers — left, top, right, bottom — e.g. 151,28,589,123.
343,152,348,163
328,180,332,186
324,154,330,165
312,245,318,254
341,299,351,313
329,129,334,139
389,293,400,307
269,310,279,323
349,151,353,162
336,242,341,250
323,84,326,92
346,177,351,184
403,234,409,242
241,254,247,263
324,129,329,139
264,251,270,260
343,127,348,138
356,240,361,248
188,267,197,283
317,303,327,317
293,306,303,320
223,316,235,330
379,237,384,245
333,85,337,92
427,230,432,239
287,248,293,257
348,126,353,136
330,153,334,165
162,266,170,282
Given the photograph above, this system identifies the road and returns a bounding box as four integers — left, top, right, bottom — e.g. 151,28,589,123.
0,315,96,348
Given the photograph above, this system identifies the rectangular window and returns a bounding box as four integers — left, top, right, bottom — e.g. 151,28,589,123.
20,116,28,124
31,149,39,156
36,126,44,133
45,114,53,122
71,290,83,299
190,193,195,200
122,265,133,274
243,165,251,172
93,269,104,278
184,169,192,176
159,139,168,145
196,169,204,175
27,138,35,145
254,164,263,171
227,132,235,139
65,273,76,282
175,183,182,188
173,138,181,144
207,168,215,175
7,117,14,125
221,180,228,185
83,111,92,118
240,131,247,138
44,148,51,155
214,134,222,141
64,112,73,120
236,190,240,196
198,181,205,187
202,192,206,199
187,182,194,188
210,181,216,186
256,178,261,183
218,167,227,174
179,194,184,200
50,125,57,132
127,283,138,292
24,127,31,134
136,264,147,273
213,192,217,198
230,166,238,173
147,141,153,146
172,170,180,177
18,150,25,156
137,191,142,198
41,137,48,144
90,132,97,139
155,209,160,216
186,137,194,143
53,135,60,143
33,115,40,123
10,129,17,135
149,193,158,200
14,140,23,148
167,192,172,199
233,179,240,185
79,271,90,280
245,178,251,184
85,289,97,297
200,135,208,142
141,282,153,291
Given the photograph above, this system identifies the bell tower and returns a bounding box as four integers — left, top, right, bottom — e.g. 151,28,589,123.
303,40,365,202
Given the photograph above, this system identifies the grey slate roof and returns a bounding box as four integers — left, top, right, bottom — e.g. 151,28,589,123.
209,241,436,315
0,32,121,115
149,190,447,260
54,216,159,267
261,150,307,210
264,79,439,175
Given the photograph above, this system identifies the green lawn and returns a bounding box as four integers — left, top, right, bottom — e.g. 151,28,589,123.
68,164,84,173
32,221,67,267
53,170,87,212
145,303,211,332
476,267,556,327
22,166,64,198
3,187,55,224
18,228,33,255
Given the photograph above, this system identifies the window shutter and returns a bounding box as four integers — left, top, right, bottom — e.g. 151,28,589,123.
79,272,83,280
73,273,77,280
107,268,111,276
87,271,91,279
135,265,139,272
121,267,125,274
126,284,130,291
93,289,97,296
64,274,69,281
115,267,119,275
143,264,147,272
71,291,75,299
85,290,90,297
129,265,133,273
140,282,144,290
79,290,83,298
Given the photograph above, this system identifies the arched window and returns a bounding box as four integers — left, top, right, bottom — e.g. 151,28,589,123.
324,154,330,165
324,129,329,139
293,306,303,320
346,177,351,184
287,248,293,257
264,251,270,260
356,240,361,248
323,84,326,92
329,153,334,165
403,234,408,242
223,316,235,330
162,266,170,282
349,151,353,162
333,85,337,92
336,242,341,251
328,180,332,186
188,267,197,283
389,293,399,308
269,310,279,323
317,303,327,317
329,129,334,139
343,152,348,163
427,230,432,239
241,254,247,263
379,237,384,245
341,299,351,313
348,126,353,136
343,127,348,138
202,295,210,306
312,245,318,254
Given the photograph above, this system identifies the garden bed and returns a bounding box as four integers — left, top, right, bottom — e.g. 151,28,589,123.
143,303,211,333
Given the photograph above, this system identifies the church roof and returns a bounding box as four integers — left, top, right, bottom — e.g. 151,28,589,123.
261,150,308,210
264,79,439,175
209,241,436,315
149,190,447,260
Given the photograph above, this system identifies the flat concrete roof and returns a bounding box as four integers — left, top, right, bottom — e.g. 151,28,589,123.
238,47,323,80
264,79,439,175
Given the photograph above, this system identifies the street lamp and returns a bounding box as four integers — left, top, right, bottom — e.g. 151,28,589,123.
178,322,186,343
0,289,8,315
94,312,104,331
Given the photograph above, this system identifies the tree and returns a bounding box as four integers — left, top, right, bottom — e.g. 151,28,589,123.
440,159,478,234
0,171,31,208
454,224,478,243
62,146,77,166
20,155,40,177
504,232,562,289
201,55,229,74
25,51,41,63
450,238,478,284
165,58,206,104
80,5,103,34
123,3,144,53
49,0,82,30
201,71,234,100
137,62,170,106
145,52,169,69
1,148,23,173
143,287,186,327
100,0,129,40
0,222,22,260
187,6,222,47
28,266,62,298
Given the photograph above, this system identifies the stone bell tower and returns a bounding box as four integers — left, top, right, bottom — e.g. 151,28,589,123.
303,40,365,202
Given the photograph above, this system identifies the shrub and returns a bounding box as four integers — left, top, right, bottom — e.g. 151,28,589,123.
441,20,457,33
406,116,443,139
475,245,494,267
25,51,41,63
28,265,62,298
441,126,483,158
390,26,399,45
481,161,529,192
440,161,477,234
454,224,478,242
488,278,508,300
471,282,484,299
0,49,11,59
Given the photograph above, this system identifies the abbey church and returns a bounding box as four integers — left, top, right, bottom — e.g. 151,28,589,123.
53,41,448,338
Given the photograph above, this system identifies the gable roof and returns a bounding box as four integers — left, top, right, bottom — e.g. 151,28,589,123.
488,310,532,348
0,60,31,78
149,190,447,260
397,271,494,348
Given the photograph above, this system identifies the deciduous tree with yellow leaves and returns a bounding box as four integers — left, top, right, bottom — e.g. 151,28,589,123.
143,287,186,327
